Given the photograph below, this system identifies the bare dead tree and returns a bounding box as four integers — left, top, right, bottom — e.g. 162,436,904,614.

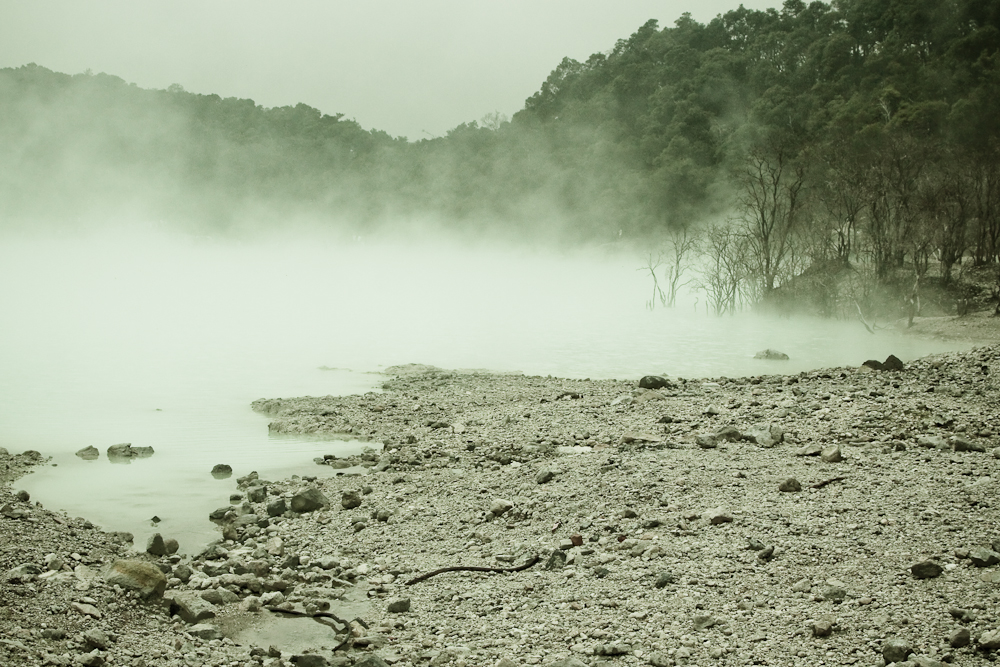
639,253,667,310
663,226,700,307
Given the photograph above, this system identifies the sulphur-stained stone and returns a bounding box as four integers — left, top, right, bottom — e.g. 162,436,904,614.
104,560,167,598
910,559,943,579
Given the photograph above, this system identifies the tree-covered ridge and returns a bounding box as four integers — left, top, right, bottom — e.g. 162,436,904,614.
2,0,1000,295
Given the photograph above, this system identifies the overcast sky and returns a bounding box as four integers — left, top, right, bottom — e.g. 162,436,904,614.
1,1,778,140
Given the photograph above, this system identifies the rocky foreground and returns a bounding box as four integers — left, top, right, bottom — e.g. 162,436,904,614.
4,340,1000,667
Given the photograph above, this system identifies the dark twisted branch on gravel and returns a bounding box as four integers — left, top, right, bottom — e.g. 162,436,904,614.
811,476,846,489
405,554,541,586
263,605,351,628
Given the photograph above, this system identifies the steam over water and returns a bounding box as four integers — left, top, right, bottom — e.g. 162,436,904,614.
0,228,968,550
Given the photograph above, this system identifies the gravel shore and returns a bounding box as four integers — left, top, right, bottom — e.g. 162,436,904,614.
5,319,1000,667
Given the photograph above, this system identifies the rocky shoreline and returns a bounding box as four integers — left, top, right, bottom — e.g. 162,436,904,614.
4,324,1000,667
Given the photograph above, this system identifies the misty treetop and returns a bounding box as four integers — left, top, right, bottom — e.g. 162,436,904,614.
2,0,1000,293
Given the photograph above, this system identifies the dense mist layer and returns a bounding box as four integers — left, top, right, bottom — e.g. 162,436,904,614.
0,227,968,546
4,1,1000,319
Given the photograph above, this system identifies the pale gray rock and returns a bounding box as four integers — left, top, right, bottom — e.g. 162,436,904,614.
5,563,41,582
594,642,631,655
703,507,733,525
917,435,949,450
696,434,718,449
71,602,101,618
165,591,216,623
692,613,717,630
490,498,514,516
536,468,556,484
75,649,105,667
969,547,1000,567
745,423,784,447
980,629,1000,650
104,560,166,598
821,445,843,463
387,597,411,613
82,627,110,650
812,620,833,637
754,349,789,360
201,588,240,605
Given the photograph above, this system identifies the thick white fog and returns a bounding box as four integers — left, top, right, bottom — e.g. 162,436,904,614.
0,226,968,551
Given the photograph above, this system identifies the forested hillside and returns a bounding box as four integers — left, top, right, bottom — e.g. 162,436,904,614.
3,0,1000,312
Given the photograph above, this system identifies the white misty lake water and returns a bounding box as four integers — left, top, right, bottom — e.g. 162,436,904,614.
0,227,969,551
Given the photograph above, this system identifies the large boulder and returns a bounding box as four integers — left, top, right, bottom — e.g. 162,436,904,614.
290,488,330,513
75,446,100,460
104,560,167,598
754,349,789,360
